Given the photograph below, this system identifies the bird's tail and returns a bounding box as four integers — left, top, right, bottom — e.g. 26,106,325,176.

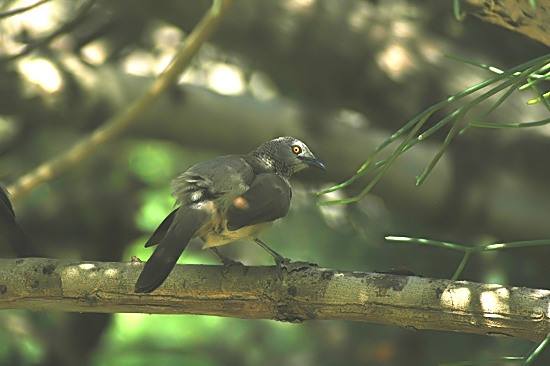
134,206,207,293
0,185,33,257
144,208,178,248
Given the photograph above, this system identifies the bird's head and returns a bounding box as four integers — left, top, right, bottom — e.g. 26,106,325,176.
250,136,325,177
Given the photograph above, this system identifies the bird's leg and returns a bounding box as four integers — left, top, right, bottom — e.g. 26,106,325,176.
210,247,245,278
210,247,243,266
252,238,290,265
253,238,318,276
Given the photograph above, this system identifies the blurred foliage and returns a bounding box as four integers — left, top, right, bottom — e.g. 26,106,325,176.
1,0,549,365
1,138,544,365
318,54,550,205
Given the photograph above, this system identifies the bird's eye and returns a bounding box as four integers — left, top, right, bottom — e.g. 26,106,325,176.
292,145,302,155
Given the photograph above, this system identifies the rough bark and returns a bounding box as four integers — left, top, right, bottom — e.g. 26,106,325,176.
462,0,550,47
0,258,548,342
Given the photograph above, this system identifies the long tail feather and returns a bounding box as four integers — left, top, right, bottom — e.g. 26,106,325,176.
135,207,206,293
0,186,33,257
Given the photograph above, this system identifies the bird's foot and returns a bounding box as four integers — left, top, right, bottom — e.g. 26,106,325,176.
221,257,244,267
221,257,246,278
274,256,297,277
210,247,243,266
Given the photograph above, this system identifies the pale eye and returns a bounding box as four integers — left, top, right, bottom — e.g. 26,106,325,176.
292,145,302,155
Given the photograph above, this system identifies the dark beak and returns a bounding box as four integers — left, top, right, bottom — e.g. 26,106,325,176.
301,156,326,171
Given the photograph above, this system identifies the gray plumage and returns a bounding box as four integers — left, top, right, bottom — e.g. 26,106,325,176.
134,137,325,293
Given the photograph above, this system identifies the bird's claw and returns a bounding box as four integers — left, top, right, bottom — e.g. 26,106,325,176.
221,258,245,277
274,257,291,278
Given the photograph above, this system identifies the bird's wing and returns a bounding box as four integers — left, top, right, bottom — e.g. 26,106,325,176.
172,156,255,205
225,173,291,231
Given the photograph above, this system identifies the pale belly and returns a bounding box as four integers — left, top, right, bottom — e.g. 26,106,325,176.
200,221,273,248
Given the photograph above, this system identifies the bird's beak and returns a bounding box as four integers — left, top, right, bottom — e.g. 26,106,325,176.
301,156,326,170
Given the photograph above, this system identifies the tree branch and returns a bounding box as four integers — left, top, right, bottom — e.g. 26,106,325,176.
6,0,235,200
0,0,96,63
0,258,548,341
0,0,52,19
462,0,550,47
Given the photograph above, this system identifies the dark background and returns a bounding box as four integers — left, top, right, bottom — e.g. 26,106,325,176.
0,0,548,365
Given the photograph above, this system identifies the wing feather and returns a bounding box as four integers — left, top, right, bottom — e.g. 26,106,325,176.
226,173,291,231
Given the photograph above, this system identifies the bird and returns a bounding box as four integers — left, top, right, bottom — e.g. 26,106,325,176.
0,185,33,257
134,136,325,293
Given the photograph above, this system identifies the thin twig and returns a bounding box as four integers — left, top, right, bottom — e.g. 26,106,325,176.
0,0,96,63
317,54,549,202
525,332,550,365
0,0,52,19
386,236,550,280
7,0,236,200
